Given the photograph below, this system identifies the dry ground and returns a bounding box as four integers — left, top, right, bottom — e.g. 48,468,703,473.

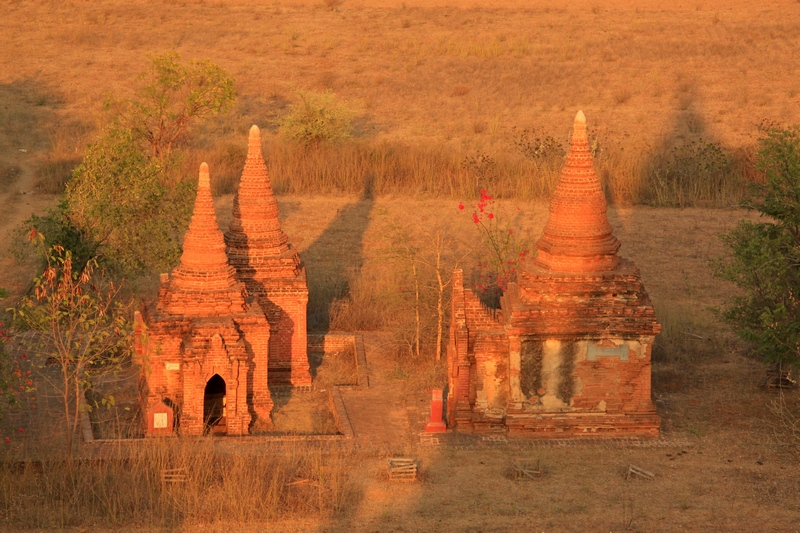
4,196,799,531
2,0,799,148
2,1,800,531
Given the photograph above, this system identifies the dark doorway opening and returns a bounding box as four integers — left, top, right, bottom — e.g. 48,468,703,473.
204,374,227,435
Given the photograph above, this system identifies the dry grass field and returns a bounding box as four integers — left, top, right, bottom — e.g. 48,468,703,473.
1,0,800,203
1,0,800,531
4,197,798,532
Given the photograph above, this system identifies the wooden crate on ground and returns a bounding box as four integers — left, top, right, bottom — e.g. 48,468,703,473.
387,457,417,481
511,458,542,480
161,467,188,488
625,464,655,480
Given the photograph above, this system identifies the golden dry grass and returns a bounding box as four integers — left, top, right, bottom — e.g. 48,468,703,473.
4,0,796,147
1,0,799,202
2,2,800,531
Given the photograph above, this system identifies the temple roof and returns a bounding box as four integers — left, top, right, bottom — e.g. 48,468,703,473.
534,111,621,273
160,163,246,316
225,125,291,257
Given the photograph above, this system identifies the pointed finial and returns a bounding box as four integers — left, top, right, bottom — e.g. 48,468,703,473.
199,162,210,189
247,125,263,156
573,110,587,140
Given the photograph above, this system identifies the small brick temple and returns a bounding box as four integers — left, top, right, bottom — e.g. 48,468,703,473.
136,126,309,436
447,111,661,438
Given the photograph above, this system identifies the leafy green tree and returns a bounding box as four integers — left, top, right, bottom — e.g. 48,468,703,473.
58,53,235,278
10,236,131,459
66,128,193,276
716,126,800,366
110,52,236,160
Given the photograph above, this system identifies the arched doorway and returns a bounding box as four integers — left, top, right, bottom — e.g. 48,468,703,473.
203,374,227,435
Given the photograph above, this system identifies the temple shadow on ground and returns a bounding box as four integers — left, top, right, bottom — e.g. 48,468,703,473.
267,176,374,411
302,176,375,335
613,87,733,210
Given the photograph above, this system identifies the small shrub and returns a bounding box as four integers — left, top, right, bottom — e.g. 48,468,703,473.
645,139,743,207
35,158,80,194
613,88,632,105
323,0,344,10
460,151,496,192
512,126,565,170
279,90,356,148
715,126,800,366
450,84,470,97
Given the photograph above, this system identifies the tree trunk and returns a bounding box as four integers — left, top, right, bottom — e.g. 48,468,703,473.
435,244,444,362
413,261,420,358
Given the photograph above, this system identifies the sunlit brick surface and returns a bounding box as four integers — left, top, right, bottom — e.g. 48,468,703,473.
225,126,310,387
448,112,661,438
138,163,273,437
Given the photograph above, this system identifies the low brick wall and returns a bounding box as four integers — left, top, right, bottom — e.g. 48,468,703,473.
308,333,369,389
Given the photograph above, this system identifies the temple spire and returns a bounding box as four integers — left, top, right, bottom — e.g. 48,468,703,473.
226,125,290,256
170,162,238,292
534,111,620,273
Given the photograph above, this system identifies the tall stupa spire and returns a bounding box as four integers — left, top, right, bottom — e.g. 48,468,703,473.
169,162,239,293
223,125,310,388
534,111,620,273
226,125,290,258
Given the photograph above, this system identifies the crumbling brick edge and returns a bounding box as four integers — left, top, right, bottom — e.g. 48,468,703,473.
328,386,354,439
307,333,369,389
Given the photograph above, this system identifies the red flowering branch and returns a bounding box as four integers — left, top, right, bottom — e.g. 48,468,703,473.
459,190,530,297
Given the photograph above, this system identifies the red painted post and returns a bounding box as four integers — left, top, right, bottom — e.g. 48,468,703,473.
425,389,446,433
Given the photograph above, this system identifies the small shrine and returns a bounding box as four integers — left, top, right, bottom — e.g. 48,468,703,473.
137,126,310,436
447,111,661,438
137,163,273,436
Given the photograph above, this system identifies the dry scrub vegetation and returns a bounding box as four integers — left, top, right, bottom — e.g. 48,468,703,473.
2,200,799,531
2,1,800,531
0,440,357,529
2,0,799,204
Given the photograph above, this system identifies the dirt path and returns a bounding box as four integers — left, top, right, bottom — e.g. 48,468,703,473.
0,153,58,295
339,334,415,453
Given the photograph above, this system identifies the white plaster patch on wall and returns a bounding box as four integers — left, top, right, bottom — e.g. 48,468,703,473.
575,340,588,362
153,412,168,429
482,359,499,409
509,343,524,403
587,341,628,361
541,339,566,409
573,375,584,397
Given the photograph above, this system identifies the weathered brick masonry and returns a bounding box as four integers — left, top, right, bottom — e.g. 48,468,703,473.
448,111,661,438
137,163,273,436
225,126,310,388
137,126,311,435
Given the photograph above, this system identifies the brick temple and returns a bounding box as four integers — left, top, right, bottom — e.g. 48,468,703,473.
225,126,310,388
136,126,309,436
447,111,661,438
